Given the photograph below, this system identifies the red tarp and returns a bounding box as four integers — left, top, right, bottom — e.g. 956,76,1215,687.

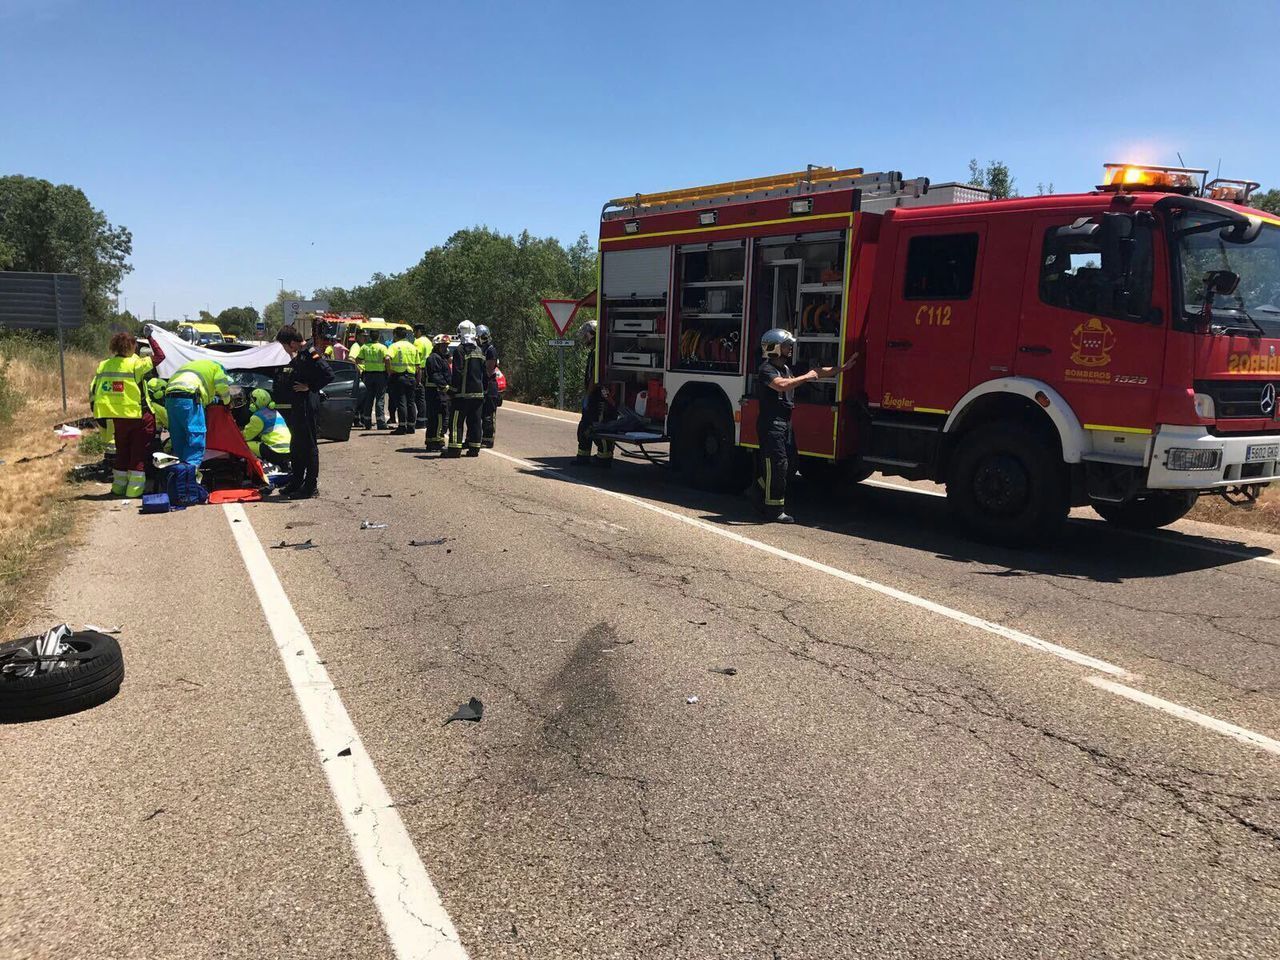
205,405,267,486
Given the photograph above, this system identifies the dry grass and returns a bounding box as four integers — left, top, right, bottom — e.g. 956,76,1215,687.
0,338,100,629
1189,486,1280,535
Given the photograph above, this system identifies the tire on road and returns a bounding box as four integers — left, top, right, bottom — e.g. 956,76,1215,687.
947,421,1069,546
673,401,751,492
0,630,125,723
1092,491,1197,530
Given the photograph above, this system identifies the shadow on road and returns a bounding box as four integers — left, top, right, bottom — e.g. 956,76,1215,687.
501,452,1272,584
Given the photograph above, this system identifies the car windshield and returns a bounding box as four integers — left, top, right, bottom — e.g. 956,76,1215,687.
1178,214,1280,335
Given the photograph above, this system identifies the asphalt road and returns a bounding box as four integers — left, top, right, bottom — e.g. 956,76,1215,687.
3,399,1278,960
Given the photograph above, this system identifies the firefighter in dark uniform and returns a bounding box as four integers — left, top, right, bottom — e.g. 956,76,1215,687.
755,328,857,523
574,320,615,467
273,325,334,500
445,321,487,458
423,334,452,452
477,324,501,448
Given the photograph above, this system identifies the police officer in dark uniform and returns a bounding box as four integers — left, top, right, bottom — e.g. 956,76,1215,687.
445,321,487,458
755,328,857,523
477,324,501,448
273,325,334,499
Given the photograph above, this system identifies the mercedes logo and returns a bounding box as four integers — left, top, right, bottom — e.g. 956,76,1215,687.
1262,383,1276,417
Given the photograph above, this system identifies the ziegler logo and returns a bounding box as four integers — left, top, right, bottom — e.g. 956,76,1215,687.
1070,317,1115,368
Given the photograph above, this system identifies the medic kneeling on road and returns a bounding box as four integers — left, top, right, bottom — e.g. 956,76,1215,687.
242,388,292,469
755,329,858,524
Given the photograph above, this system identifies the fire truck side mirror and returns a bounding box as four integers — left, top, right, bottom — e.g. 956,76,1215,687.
1205,269,1241,297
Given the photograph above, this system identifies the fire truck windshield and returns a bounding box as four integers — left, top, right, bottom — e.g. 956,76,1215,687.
1178,214,1280,335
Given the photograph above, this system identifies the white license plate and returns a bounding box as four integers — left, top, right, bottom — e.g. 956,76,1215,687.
1246,443,1280,462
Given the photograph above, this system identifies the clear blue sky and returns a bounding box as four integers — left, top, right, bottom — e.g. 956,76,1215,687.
4,0,1277,322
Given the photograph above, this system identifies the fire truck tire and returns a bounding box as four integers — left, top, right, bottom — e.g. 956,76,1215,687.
674,402,751,492
1091,491,1196,530
947,422,1068,546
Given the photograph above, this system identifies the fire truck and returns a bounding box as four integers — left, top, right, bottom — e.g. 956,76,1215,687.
591,163,1280,544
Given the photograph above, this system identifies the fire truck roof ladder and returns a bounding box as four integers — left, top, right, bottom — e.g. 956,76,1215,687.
602,167,931,219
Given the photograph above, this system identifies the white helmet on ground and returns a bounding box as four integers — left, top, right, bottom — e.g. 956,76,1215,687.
761,328,796,360
577,319,598,346
457,320,477,344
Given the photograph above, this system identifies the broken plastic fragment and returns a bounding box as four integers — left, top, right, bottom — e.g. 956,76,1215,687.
337,747,352,757
83,624,122,635
360,521,388,530
685,695,700,705
709,667,738,677
408,537,449,547
272,539,316,550
444,697,484,725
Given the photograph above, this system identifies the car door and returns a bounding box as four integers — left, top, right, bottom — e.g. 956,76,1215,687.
316,360,362,442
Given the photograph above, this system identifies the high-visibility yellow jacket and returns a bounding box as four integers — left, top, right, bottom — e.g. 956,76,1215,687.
414,336,432,367
165,359,230,407
387,340,419,374
91,355,153,419
243,406,291,455
352,341,387,374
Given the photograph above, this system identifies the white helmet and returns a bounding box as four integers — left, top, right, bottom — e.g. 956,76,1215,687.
577,319,598,346
476,324,491,345
761,328,796,360
456,320,477,344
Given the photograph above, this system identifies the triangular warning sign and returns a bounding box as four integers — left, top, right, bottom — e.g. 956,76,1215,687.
540,298,580,336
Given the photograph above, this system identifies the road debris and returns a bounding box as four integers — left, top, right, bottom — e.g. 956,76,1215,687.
360,521,388,530
709,667,738,676
273,539,317,550
372,493,393,498
54,425,83,438
408,537,450,547
337,747,352,757
445,697,484,725
83,624,122,635
686,695,700,705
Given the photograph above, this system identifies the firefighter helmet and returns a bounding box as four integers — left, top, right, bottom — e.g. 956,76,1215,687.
577,320,598,346
476,324,491,345
457,321,477,343
761,328,796,360
250,388,274,412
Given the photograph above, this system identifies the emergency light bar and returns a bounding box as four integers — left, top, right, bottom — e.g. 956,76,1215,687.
1100,163,1207,195
1206,178,1261,204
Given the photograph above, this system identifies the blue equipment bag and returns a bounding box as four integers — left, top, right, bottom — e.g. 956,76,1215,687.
141,493,171,514
166,464,209,506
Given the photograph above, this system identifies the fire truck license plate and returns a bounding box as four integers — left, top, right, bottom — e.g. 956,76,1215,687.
1246,443,1280,462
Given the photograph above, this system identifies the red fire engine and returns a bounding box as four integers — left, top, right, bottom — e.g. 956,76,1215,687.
592,163,1280,543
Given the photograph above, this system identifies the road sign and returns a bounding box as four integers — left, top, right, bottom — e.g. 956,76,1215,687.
0,271,86,412
282,299,329,329
548,338,575,347
540,298,580,335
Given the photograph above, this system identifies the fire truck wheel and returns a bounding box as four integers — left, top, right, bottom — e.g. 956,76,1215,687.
1091,491,1196,530
947,422,1068,546
674,402,751,492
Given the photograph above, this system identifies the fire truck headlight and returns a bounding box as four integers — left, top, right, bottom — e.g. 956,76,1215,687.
1167,448,1222,471
1193,392,1216,419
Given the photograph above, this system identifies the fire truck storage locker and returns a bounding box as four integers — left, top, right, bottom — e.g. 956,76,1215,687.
602,246,671,421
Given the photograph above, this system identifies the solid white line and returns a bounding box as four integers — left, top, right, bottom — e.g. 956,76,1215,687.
1087,676,1280,757
863,478,946,498
503,404,580,425
483,449,1130,678
223,504,469,960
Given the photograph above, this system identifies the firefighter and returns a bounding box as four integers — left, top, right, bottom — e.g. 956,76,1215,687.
422,334,452,452
445,321,486,458
755,329,858,523
386,326,420,435
90,332,155,497
574,320,614,467
242,387,292,469
164,357,230,470
413,324,432,430
477,324,501,448
353,329,388,430
273,326,333,499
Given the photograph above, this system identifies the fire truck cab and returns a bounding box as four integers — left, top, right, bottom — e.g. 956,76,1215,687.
595,164,1280,544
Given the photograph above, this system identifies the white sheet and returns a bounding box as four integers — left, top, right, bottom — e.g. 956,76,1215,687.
146,324,290,378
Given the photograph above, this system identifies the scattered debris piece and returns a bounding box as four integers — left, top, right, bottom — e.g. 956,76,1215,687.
152,452,179,469
16,445,67,464
685,695,700,705
709,667,738,677
58,416,98,430
83,624,122,635
337,747,352,757
54,425,83,438
272,539,316,550
689,620,707,627
175,676,203,688
360,521,388,530
408,537,450,547
284,521,316,529
445,697,484,725
372,493,393,498
446,549,452,554
142,808,165,822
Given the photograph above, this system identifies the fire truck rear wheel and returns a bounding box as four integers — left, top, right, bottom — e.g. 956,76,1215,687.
674,402,750,492
947,422,1068,546
1091,491,1196,530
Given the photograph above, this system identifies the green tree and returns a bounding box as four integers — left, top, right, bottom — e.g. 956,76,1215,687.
215,305,261,339
263,288,304,334
1252,188,1280,215
969,159,1017,199
0,175,133,325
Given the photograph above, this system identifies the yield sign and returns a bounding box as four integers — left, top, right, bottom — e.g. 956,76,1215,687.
540,298,581,336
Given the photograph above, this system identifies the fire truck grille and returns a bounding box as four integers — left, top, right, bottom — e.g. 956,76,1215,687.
1195,380,1280,419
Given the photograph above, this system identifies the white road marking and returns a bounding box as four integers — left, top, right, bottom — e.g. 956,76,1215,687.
483,449,1130,678
1087,676,1280,757
224,504,469,960
503,404,580,425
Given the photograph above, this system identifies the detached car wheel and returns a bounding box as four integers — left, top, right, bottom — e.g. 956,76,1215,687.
1092,491,1196,530
0,630,124,723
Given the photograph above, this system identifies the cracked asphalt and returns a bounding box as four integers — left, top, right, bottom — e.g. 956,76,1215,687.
2,399,1278,959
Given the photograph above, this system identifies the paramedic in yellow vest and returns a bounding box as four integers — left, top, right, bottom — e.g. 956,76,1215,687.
413,324,432,431
91,332,155,497
242,388,292,468
164,358,230,469
386,326,420,435
146,378,172,454
352,329,388,430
